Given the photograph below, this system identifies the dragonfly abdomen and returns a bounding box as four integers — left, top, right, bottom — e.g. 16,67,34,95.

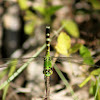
46,26,50,52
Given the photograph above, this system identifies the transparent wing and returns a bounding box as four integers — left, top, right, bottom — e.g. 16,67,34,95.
51,56,100,68
0,56,44,68
0,56,100,68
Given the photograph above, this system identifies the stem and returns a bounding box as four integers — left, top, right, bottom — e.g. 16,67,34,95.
54,65,78,100
0,44,46,90
94,75,100,99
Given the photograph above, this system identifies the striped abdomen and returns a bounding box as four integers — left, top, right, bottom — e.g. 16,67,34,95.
46,26,50,52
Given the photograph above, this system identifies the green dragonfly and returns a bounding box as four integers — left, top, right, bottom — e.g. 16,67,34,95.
0,26,53,77
0,26,100,90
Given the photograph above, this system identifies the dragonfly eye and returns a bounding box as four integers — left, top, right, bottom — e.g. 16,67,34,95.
45,69,48,72
45,69,47,71
44,57,47,61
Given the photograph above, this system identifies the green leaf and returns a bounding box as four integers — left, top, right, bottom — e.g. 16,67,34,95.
79,75,91,88
55,32,71,56
69,43,82,54
33,5,63,23
89,0,100,10
62,20,80,38
18,0,28,10
89,80,95,95
0,68,8,80
33,6,45,16
89,78,100,100
24,10,37,20
46,5,63,16
91,69,100,76
24,11,36,35
24,21,35,35
79,45,94,65
3,59,17,100
94,76,100,100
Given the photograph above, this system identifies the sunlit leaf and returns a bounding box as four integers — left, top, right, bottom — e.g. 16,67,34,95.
24,21,35,35
69,43,82,54
46,5,63,16
24,11,36,35
91,69,100,76
18,0,28,10
62,20,80,38
79,45,94,65
89,0,100,10
24,10,37,21
55,32,71,56
79,75,91,88
33,6,45,16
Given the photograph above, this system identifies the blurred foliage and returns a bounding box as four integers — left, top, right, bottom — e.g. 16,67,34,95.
62,20,80,38
55,32,81,56
55,32,95,66
55,32,71,56
79,45,94,65
34,5,63,23
69,44,82,54
0,68,8,80
18,0,63,35
79,69,100,88
79,75,91,88
91,69,100,76
89,0,100,10
89,78,100,100
2,59,17,100
18,0,29,10
78,45,99,93
24,11,37,35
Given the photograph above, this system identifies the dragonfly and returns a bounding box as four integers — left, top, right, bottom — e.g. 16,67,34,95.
0,26,100,90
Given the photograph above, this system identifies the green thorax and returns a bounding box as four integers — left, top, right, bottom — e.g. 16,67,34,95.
44,52,52,68
43,51,53,77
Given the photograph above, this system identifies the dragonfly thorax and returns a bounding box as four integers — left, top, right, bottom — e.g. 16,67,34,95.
43,56,53,76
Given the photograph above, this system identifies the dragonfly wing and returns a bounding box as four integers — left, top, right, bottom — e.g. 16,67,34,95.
52,56,100,68
0,56,44,69
0,60,25,69
52,57,84,64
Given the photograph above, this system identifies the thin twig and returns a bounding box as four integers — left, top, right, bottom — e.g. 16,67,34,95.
52,52,78,100
0,44,46,90
54,64,78,100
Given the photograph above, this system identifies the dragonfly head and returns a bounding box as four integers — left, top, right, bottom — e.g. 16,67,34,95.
43,68,53,76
